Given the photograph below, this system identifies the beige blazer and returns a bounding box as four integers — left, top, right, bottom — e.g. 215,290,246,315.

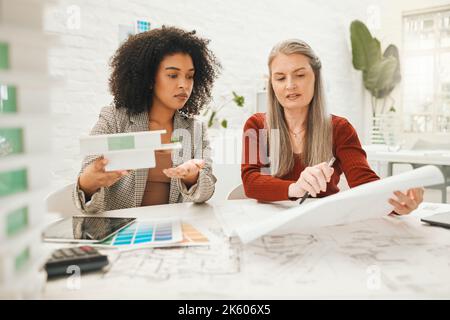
72,105,216,214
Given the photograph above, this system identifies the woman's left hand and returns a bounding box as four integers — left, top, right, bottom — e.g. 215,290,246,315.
163,159,205,187
388,188,424,215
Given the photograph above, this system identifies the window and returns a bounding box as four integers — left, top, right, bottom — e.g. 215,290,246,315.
403,6,450,133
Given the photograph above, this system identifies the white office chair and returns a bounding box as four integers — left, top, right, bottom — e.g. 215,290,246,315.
337,174,350,191
45,182,81,217
227,184,248,200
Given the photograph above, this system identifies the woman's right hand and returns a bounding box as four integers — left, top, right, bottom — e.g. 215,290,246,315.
288,162,334,199
78,156,129,198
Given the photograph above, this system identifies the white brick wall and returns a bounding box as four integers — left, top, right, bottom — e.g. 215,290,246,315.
45,0,377,199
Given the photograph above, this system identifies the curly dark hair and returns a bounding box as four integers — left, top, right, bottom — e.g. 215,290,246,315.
109,26,221,116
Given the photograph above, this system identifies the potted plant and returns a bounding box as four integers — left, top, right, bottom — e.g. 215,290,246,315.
350,20,402,145
203,91,245,129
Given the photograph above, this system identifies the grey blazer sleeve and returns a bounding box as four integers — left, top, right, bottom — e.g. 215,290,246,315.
72,106,118,214
176,121,216,203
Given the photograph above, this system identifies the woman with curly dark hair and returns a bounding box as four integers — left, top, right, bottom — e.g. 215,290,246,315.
73,26,221,213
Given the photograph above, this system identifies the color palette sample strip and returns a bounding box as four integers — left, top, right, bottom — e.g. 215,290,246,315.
180,223,209,245
101,220,181,247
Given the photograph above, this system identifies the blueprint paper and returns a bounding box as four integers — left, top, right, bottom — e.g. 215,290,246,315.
44,211,450,299
235,165,445,243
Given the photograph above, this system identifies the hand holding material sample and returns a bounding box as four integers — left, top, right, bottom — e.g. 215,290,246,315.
78,156,129,198
78,130,181,197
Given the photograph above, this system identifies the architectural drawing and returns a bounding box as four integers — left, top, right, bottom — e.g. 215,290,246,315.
44,204,450,299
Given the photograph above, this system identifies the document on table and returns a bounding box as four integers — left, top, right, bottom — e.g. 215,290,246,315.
232,165,444,243
215,200,314,237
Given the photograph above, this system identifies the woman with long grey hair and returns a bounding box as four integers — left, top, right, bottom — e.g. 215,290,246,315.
241,39,423,215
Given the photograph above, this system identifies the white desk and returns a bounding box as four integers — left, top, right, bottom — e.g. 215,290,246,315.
42,200,450,299
364,145,450,202
364,145,450,168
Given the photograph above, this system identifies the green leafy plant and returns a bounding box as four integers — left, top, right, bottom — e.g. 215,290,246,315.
350,20,401,116
203,91,245,128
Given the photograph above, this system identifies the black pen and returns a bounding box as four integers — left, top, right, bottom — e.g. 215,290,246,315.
299,156,336,205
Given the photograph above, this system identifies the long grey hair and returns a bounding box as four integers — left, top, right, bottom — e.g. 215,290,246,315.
267,39,333,177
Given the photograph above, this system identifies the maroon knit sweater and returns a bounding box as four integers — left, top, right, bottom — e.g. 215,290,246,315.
241,113,380,201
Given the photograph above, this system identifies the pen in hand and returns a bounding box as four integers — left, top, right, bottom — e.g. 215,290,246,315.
299,156,336,205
